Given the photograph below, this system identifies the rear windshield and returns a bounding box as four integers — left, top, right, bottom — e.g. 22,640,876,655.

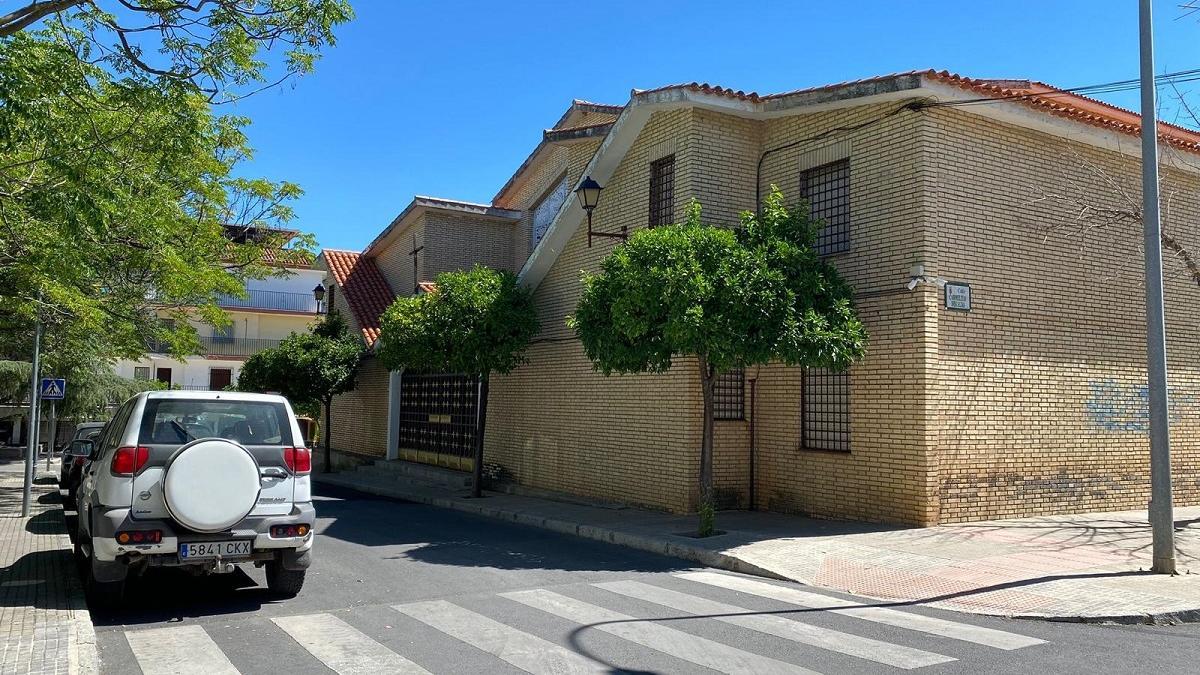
73,427,102,441
138,399,293,446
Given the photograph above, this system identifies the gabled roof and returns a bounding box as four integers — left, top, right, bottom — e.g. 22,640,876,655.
518,70,1200,291
319,249,395,344
363,195,521,258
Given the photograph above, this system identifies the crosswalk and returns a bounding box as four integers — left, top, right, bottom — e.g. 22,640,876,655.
110,573,1046,674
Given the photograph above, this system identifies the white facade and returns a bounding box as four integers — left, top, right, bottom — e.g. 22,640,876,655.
115,266,326,390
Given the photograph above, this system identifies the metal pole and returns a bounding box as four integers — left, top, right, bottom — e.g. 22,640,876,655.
1139,0,1176,575
46,400,57,472
21,320,42,518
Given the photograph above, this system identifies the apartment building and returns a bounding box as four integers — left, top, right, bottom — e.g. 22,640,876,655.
326,72,1200,526
116,227,325,390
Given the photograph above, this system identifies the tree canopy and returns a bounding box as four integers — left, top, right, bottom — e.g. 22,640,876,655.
236,312,365,413
377,266,540,377
569,189,867,534
0,2,349,365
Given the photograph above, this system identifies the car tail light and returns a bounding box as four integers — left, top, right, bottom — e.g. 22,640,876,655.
116,530,162,544
270,524,311,538
73,456,85,466
283,447,311,475
111,446,150,476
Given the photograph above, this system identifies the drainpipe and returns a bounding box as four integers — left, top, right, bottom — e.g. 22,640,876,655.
748,376,757,511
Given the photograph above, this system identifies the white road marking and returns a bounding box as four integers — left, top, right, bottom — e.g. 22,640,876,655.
678,571,1046,650
124,625,240,675
501,588,820,675
393,599,607,674
597,579,953,669
272,613,430,674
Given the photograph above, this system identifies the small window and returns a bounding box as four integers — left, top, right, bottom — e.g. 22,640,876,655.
648,155,675,227
212,324,234,343
801,367,850,452
133,367,151,381
799,159,850,255
713,368,745,421
531,175,569,248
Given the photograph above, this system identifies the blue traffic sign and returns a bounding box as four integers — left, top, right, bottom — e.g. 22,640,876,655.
39,378,66,400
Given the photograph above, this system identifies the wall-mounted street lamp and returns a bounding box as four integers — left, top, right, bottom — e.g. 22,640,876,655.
576,176,626,247
313,283,327,314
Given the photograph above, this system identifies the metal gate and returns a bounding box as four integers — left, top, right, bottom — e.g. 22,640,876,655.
396,373,479,470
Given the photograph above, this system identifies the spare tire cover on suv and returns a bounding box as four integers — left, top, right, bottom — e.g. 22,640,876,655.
163,438,261,533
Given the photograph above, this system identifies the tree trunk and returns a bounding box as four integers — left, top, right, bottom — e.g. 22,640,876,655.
471,374,490,498
323,397,333,474
697,356,717,536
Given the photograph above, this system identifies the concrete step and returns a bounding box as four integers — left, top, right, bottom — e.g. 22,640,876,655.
368,460,473,488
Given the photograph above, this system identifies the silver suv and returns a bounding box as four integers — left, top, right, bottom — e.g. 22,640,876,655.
73,391,315,606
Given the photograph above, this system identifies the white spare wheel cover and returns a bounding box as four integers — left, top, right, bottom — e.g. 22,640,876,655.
163,438,261,533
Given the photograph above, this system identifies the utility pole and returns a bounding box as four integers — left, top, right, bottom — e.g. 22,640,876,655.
21,317,42,518
1139,0,1176,575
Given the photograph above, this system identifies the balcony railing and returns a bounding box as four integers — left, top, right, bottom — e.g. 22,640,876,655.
147,336,281,358
216,289,319,313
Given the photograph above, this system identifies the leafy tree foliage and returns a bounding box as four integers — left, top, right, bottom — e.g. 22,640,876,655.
0,358,161,420
237,311,365,471
0,2,349,364
0,1,352,101
570,189,867,535
378,266,539,496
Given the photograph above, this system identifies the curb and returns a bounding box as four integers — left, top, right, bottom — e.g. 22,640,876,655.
54,510,98,675
314,474,790,583
315,474,1200,625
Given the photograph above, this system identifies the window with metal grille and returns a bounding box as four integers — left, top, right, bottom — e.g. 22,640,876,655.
799,159,850,255
801,367,851,452
531,175,569,248
133,367,150,380
648,154,675,227
713,367,745,420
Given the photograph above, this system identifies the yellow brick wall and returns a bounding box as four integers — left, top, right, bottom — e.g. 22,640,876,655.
374,214,425,297
926,108,1200,522
749,102,936,525
487,109,705,512
424,212,516,275
325,287,389,458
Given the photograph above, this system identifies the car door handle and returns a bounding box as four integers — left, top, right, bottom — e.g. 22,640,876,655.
260,467,288,478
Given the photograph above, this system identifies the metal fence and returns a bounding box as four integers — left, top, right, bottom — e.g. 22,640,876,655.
147,336,281,358
216,289,319,313
396,373,479,463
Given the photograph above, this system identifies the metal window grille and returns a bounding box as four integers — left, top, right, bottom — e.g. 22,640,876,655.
801,367,851,452
713,368,745,420
648,155,675,227
799,159,850,255
396,373,479,460
133,367,150,380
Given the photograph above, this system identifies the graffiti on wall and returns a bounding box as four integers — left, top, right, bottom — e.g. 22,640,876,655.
1086,379,1194,431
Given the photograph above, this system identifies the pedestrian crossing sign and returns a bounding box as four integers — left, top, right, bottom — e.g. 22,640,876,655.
39,378,66,400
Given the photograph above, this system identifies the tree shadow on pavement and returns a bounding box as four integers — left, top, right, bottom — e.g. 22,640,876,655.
315,485,690,575
0,549,77,610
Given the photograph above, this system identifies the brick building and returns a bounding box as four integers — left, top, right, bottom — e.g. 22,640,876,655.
322,71,1200,526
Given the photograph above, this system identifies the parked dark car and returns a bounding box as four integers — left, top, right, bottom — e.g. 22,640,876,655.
59,421,105,505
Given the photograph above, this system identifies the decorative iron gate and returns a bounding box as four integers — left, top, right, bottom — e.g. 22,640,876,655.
396,373,479,470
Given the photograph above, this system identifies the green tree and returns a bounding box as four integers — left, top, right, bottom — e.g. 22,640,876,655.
0,2,350,364
237,312,365,472
377,266,539,497
569,189,867,535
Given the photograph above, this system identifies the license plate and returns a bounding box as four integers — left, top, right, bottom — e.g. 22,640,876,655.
179,540,252,560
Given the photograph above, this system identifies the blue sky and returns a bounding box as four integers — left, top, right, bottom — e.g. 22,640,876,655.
228,0,1200,252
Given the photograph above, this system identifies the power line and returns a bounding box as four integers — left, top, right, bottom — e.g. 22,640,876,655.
920,68,1200,110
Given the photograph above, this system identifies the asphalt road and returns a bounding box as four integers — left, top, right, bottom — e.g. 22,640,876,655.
80,484,1200,674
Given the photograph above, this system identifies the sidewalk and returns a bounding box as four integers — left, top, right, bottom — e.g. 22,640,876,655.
0,453,97,674
318,468,1200,623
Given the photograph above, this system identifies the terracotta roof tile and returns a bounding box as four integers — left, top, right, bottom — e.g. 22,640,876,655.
321,249,395,345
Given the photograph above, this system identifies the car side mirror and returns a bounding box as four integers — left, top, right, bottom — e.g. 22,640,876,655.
71,439,96,460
